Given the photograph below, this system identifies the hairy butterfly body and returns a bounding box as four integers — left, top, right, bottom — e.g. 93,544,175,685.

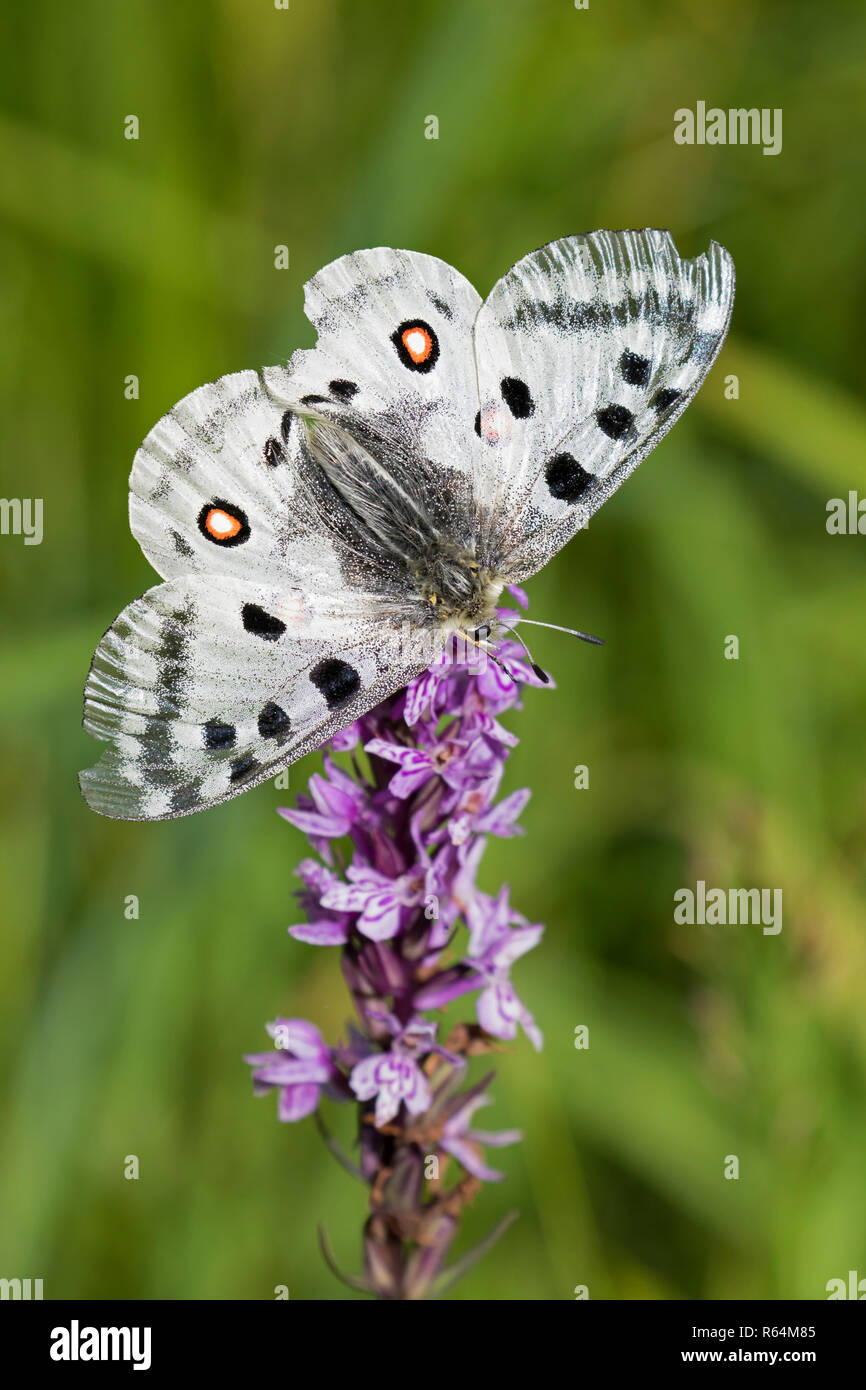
80,229,734,819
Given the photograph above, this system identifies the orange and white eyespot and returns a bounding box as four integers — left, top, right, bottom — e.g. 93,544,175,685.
197,500,250,547
392,319,440,373
402,326,432,361
206,509,240,539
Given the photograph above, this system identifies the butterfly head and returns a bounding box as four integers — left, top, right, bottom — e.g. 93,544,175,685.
417,540,504,634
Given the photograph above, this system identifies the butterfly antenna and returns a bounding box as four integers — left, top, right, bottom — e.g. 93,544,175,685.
463,629,518,685
511,617,605,646
495,620,550,684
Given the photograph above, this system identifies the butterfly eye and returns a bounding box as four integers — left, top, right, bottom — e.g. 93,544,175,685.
391,319,440,372
197,500,250,547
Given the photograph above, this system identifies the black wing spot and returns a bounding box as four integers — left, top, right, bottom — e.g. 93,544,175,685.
500,377,535,419
427,291,453,321
263,436,286,468
328,379,359,401
280,410,295,441
619,350,651,388
596,404,634,440
545,453,595,504
229,753,260,784
197,499,251,547
169,782,204,815
153,603,193,703
391,319,440,372
258,701,291,740
474,410,481,437
132,603,194,790
310,658,361,711
300,394,328,405
242,603,286,641
203,719,236,750
171,529,194,558
651,387,682,412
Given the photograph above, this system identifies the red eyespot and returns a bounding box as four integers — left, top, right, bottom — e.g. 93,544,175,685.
391,319,440,373
401,325,433,362
197,500,250,547
206,508,241,538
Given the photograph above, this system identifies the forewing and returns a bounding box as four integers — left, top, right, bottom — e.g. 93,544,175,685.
129,365,424,609
80,576,438,821
472,229,735,578
281,247,483,548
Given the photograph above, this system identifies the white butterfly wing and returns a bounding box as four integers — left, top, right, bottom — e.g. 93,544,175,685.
82,250,485,821
471,229,735,579
86,349,452,820
80,575,436,820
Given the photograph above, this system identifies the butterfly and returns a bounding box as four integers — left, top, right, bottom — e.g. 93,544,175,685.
80,229,734,820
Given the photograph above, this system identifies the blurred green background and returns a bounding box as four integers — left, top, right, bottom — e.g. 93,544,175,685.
1,0,865,1301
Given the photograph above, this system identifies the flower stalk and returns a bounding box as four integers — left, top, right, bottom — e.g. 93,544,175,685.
245,588,549,1299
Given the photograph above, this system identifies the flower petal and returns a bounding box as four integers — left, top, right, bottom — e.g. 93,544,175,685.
278,1083,322,1122
288,919,350,946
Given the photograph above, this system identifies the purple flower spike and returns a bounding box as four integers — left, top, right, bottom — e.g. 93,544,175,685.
247,599,553,1297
